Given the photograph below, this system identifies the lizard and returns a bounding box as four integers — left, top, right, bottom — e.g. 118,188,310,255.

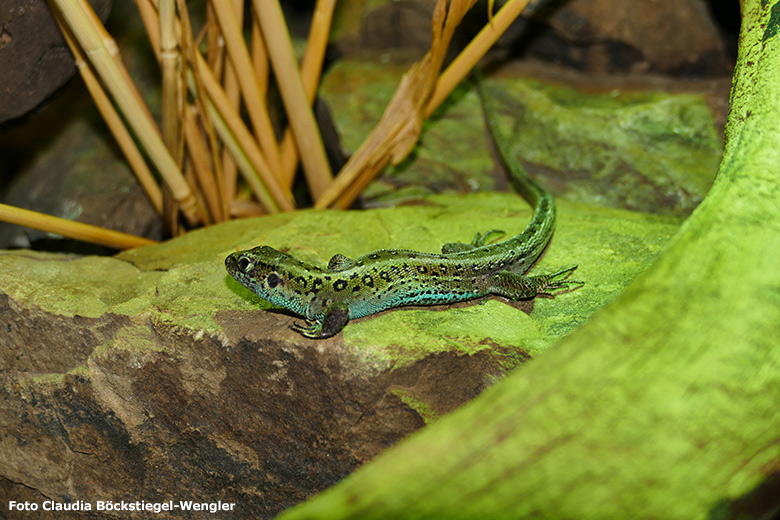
225,84,581,339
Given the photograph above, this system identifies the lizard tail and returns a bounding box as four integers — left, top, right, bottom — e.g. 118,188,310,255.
477,79,550,213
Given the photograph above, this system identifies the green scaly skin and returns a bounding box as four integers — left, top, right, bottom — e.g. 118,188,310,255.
225,88,581,339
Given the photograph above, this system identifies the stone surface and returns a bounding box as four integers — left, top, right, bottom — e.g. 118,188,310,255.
320,59,726,215
540,0,732,74
0,191,679,518
0,0,112,123
329,0,732,75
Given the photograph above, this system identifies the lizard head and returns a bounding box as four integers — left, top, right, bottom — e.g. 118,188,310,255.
225,246,317,314
226,245,291,295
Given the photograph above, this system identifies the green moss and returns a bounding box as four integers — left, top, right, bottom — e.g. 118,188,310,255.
0,193,678,358
343,300,541,371
0,251,160,318
490,77,721,216
389,388,439,425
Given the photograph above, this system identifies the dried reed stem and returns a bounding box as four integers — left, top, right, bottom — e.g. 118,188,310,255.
197,58,295,211
210,0,283,178
135,0,161,55
53,10,163,214
205,2,223,73
159,0,180,152
178,0,228,221
425,0,530,116
315,0,472,209
136,0,292,212
252,0,333,200
250,12,269,95
184,106,224,222
208,103,280,213
0,203,158,250
279,0,337,187
319,0,525,209
218,0,246,202
50,0,202,225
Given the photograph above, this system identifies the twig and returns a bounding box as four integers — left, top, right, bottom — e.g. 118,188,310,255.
279,0,337,187
49,0,202,225
210,0,283,178
252,0,333,200
0,203,158,250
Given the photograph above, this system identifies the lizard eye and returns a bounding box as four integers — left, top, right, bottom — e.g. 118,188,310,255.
237,257,253,273
266,273,280,288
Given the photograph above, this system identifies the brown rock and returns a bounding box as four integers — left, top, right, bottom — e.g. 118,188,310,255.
541,0,731,74
0,244,514,519
0,0,112,123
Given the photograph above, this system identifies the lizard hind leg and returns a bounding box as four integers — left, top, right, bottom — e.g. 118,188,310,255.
442,229,506,253
487,265,582,300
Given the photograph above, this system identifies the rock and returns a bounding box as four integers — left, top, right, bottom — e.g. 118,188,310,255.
0,193,678,518
0,0,112,123
320,59,725,215
537,0,732,74
328,0,732,75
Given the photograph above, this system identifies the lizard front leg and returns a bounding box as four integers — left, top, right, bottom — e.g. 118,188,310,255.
290,302,350,339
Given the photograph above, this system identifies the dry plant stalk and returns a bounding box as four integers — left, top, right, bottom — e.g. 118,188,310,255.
48,0,202,226
0,203,158,250
184,106,223,222
6,0,525,251
252,0,334,200
134,0,294,212
315,0,480,209
250,12,270,96
426,0,533,116
279,0,338,187
316,0,530,209
209,0,283,178
217,0,246,202
52,10,163,214
159,0,179,153
178,0,228,222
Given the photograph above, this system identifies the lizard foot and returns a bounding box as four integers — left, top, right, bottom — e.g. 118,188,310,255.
289,303,350,339
533,265,583,296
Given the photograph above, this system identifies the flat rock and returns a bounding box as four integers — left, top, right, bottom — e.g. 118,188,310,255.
0,193,678,518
